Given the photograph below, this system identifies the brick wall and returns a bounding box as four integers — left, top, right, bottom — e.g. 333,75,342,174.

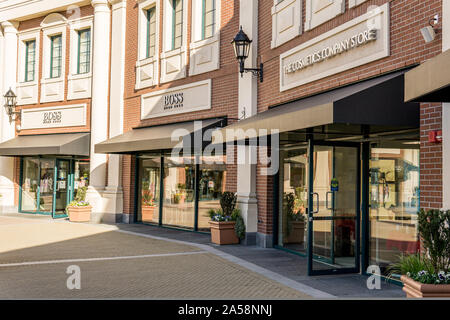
420,102,443,210
121,0,240,215
255,0,444,236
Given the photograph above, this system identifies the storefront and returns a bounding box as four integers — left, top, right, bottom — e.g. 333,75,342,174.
96,118,228,232
220,71,420,276
0,133,90,218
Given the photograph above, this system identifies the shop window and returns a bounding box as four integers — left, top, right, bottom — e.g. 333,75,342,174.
24,40,36,82
369,145,420,275
162,157,195,230
21,158,40,212
74,160,90,192
138,158,161,224
198,156,227,232
278,148,309,255
77,29,91,74
50,34,63,78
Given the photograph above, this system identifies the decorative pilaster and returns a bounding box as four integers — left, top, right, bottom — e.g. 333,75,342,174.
86,0,111,220
237,0,259,246
103,0,127,223
0,21,19,214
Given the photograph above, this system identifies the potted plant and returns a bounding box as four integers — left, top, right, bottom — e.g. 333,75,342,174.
141,190,156,221
66,187,91,222
177,183,186,203
388,209,450,297
284,192,306,244
208,192,246,245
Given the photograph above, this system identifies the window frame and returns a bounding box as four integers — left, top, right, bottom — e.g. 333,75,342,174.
171,0,183,50
201,0,215,40
77,28,91,75
146,6,157,58
24,39,36,82
49,34,63,79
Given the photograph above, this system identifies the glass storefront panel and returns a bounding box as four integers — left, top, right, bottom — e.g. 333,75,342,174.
162,157,195,230
21,158,39,212
278,148,309,255
138,158,161,224
39,159,55,213
369,145,420,275
20,157,90,217
55,160,70,214
74,160,90,192
198,156,227,232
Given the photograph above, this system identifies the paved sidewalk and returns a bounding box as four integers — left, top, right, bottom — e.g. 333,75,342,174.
0,215,313,299
0,214,404,299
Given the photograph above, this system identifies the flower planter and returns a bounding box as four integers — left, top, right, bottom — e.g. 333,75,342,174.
286,220,305,244
401,275,450,298
142,205,156,222
209,221,239,245
67,205,92,222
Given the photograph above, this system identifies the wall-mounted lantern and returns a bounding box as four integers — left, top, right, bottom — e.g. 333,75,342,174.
3,88,20,123
231,26,263,82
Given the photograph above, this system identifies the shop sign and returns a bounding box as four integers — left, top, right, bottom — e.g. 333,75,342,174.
280,3,390,92
141,79,211,120
21,104,87,130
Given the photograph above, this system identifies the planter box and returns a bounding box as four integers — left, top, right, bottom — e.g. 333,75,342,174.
401,275,450,298
286,220,305,244
68,205,92,222
142,205,156,222
209,221,239,245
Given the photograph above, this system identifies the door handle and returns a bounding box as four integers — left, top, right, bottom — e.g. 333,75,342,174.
311,192,319,214
326,191,334,210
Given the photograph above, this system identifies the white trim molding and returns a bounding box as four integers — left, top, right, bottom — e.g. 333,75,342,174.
189,0,221,76
349,0,368,8
68,16,93,100
271,0,302,48
305,0,345,31
40,13,67,103
136,0,160,89
160,0,188,83
17,28,40,105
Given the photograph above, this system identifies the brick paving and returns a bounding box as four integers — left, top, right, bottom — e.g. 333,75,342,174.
0,215,310,299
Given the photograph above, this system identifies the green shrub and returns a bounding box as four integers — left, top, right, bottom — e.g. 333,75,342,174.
220,191,237,216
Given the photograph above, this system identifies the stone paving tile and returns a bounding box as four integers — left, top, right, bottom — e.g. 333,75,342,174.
0,215,311,299
0,253,310,299
0,221,198,264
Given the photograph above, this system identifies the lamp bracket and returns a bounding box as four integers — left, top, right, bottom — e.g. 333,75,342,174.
241,63,264,83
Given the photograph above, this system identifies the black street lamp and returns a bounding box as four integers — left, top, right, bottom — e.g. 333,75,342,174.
3,88,20,123
231,26,263,82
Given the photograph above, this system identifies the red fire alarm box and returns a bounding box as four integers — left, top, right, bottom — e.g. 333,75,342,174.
428,130,443,143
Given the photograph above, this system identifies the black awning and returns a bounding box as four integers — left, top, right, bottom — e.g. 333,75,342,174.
95,118,226,154
0,133,90,156
215,72,418,143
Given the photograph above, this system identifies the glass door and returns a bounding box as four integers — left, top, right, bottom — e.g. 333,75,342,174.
38,159,55,215
308,141,360,275
54,159,71,218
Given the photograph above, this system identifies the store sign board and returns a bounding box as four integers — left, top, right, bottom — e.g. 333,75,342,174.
280,3,390,92
21,104,87,130
141,79,211,120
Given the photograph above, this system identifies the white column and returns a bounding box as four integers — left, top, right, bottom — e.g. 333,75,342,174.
442,0,450,209
103,0,126,222
237,0,259,246
0,21,19,214
86,0,111,219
